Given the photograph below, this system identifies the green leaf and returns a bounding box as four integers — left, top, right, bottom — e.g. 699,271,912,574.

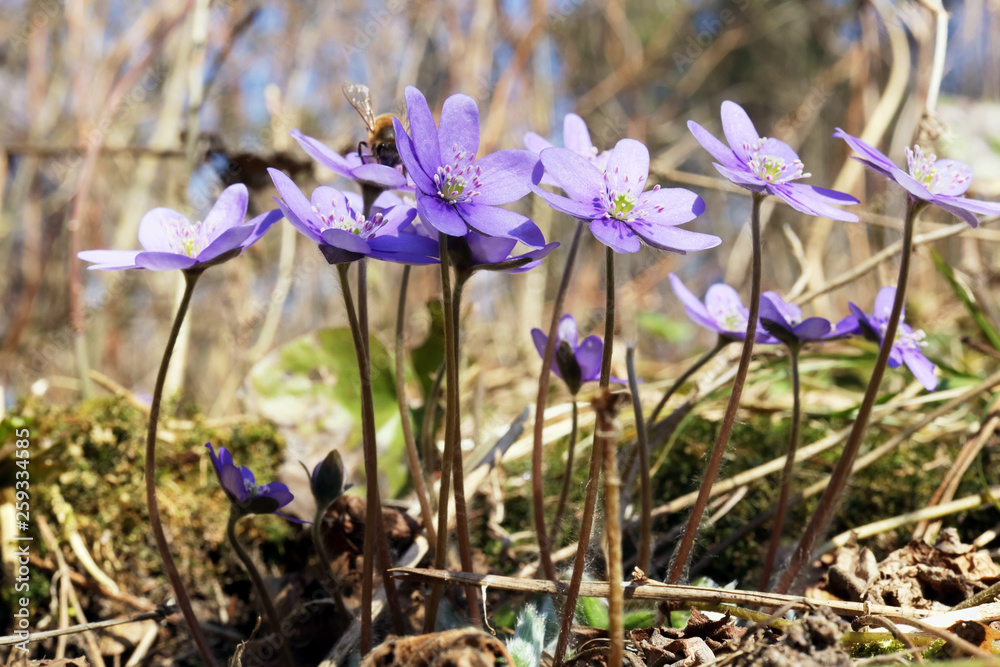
930,249,1000,350
623,608,656,630
576,595,609,629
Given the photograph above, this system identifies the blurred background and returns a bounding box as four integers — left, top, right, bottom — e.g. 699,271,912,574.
1,0,999,444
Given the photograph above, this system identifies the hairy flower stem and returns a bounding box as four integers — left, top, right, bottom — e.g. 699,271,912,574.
553,424,605,667
758,344,801,591
337,262,404,654
450,272,483,627
600,246,616,387
532,224,585,581
145,269,219,667
548,399,579,548
310,513,350,622
626,346,652,574
394,265,437,547
226,511,296,667
649,338,730,427
599,392,625,667
668,192,765,585
775,199,924,595
424,234,479,631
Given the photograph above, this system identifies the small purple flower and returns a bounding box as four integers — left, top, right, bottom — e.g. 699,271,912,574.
531,314,620,394
206,443,305,522
758,291,854,347
533,140,719,254
524,113,611,185
833,129,1000,228
688,101,859,222
290,129,409,191
78,184,281,271
393,86,545,247
269,168,438,265
450,232,559,275
668,273,778,343
846,286,937,391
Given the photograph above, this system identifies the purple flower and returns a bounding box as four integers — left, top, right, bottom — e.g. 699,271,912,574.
531,314,621,394
833,129,1000,228
668,273,778,343
290,129,409,191
268,168,438,265
78,185,281,271
846,286,937,391
688,101,859,222
206,444,305,522
533,140,719,254
450,232,559,275
393,86,545,247
758,291,853,347
524,113,611,186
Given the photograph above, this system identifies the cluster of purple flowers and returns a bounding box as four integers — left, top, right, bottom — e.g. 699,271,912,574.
79,89,1000,520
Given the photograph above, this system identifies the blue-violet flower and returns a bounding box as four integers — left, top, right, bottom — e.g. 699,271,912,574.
207,443,305,522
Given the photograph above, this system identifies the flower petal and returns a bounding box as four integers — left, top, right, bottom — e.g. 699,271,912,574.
628,221,721,253
773,183,860,222
290,129,354,178
530,328,561,378
524,131,554,154
78,249,141,270
457,204,545,247
589,218,641,253
603,138,649,195
272,195,323,244
133,252,199,271
269,169,318,230
833,129,899,177
438,93,480,161
930,159,974,196
351,163,409,189
474,149,538,205
793,317,832,340
465,232,517,264
394,116,437,194
403,86,443,175
368,232,440,259
714,163,766,190
138,208,189,252
758,294,793,331
532,185,601,220
243,209,284,248
196,224,254,263
563,113,595,156
557,314,579,349
575,335,604,383
687,119,742,169
721,101,761,163
417,195,469,237
933,198,982,228
260,481,295,508
538,147,605,205
500,242,558,273
638,187,705,225
873,286,898,320
202,184,249,242
320,228,373,255
902,348,938,391
668,273,714,327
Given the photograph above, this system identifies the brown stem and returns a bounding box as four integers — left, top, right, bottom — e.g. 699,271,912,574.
532,224,585,581
144,269,219,667
599,246,616,388
667,192,765,584
548,400,579,547
226,511,296,667
394,265,437,547
774,198,924,595
626,345,652,574
759,344,801,591
553,422,606,667
598,392,626,667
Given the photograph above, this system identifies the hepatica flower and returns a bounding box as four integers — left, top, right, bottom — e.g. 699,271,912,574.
847,286,937,391
533,139,719,254
688,101,859,222
524,113,611,185
834,129,1000,227
289,129,409,191
758,291,854,347
393,86,545,247
78,184,280,271
669,273,778,343
207,444,305,522
269,168,438,265
449,231,559,275
531,315,621,394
